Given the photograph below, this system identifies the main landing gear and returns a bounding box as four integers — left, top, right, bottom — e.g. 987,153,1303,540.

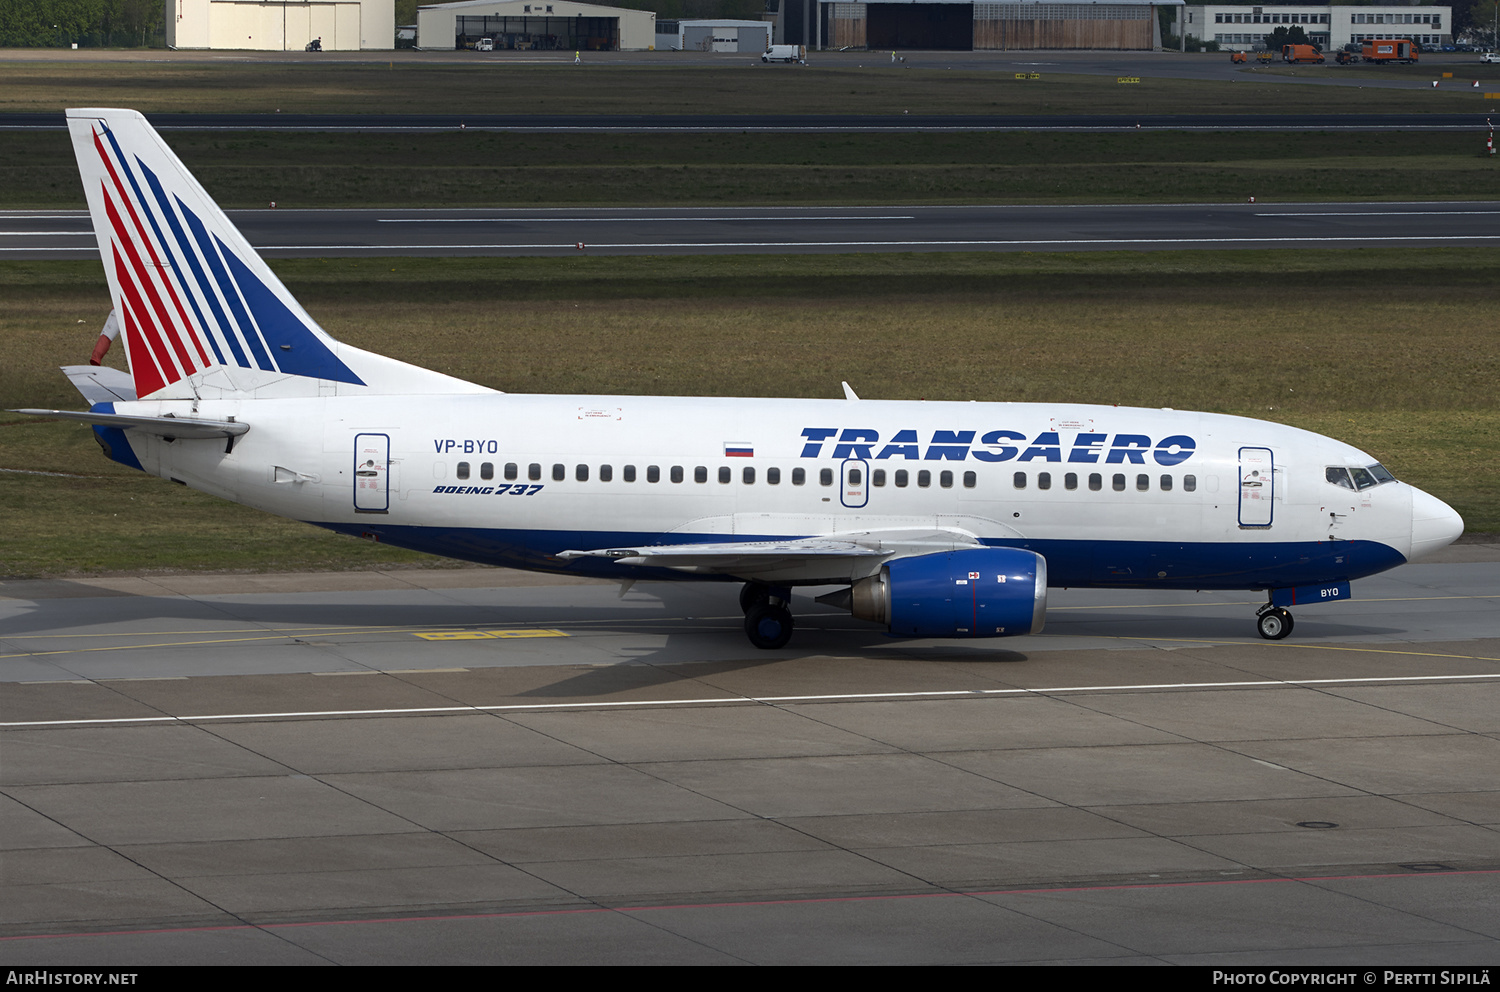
1255,602,1294,640
740,582,794,649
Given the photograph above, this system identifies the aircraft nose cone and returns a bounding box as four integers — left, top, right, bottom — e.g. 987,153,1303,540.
1409,488,1464,561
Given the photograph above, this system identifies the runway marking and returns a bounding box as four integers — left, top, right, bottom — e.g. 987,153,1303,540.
3,867,1496,944
5,670,1498,728
413,628,568,640
1256,210,1500,217
0,231,92,236
376,216,917,223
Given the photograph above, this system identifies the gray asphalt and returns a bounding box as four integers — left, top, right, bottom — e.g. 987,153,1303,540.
3,554,1498,964
8,201,1500,259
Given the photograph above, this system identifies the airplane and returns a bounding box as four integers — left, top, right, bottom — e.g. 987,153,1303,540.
13,109,1465,650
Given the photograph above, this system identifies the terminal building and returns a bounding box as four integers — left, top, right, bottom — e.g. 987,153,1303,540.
777,0,1180,51
1172,4,1451,51
416,0,657,50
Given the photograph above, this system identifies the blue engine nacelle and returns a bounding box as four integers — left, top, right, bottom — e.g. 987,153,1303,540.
849,548,1048,638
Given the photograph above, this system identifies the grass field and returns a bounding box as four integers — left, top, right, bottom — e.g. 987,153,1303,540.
3,61,1497,117
1,249,1495,577
5,129,1497,208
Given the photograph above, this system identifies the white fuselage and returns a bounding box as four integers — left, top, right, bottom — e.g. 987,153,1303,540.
109,392,1441,590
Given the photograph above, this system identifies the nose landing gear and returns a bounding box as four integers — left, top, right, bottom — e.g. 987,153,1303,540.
1256,603,1294,640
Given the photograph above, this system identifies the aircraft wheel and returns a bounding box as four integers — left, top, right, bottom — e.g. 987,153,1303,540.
745,603,794,649
739,582,770,615
1257,608,1294,640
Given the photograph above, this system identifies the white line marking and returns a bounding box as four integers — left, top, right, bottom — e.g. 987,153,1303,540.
6,673,1498,728
0,232,92,237
376,216,917,224
1256,211,1500,217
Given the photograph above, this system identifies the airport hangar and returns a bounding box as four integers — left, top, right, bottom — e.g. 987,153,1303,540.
776,0,1181,51
417,0,657,50
167,0,395,49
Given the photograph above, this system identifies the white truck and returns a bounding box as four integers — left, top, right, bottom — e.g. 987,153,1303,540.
762,45,802,63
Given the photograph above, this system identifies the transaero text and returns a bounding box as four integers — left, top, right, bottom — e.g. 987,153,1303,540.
799,429,1197,465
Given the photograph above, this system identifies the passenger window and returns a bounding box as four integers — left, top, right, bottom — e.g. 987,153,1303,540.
1137,474,1149,491
694,466,707,484
1113,473,1126,492
457,462,470,480
1160,474,1173,492
599,464,612,482
624,465,636,482
939,470,952,489
1065,472,1078,491
792,468,806,485
672,466,684,483
918,470,931,488
895,469,908,488
849,468,862,485
719,466,731,484
768,467,781,485
820,468,833,486
647,465,660,483
963,471,976,489
873,469,886,487
1037,472,1051,490
1184,474,1197,492
480,462,494,481
1089,473,1102,491
1013,471,1026,489
552,463,565,481
505,462,518,481
529,463,541,481
576,464,589,482
743,466,755,484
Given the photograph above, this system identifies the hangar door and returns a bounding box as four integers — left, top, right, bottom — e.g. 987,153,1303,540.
207,1,361,50
866,2,973,50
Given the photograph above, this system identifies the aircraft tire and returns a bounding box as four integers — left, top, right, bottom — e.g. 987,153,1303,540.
745,603,794,649
740,582,770,615
1257,608,1294,640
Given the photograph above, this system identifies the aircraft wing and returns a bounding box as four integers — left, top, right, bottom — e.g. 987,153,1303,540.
9,409,249,440
557,528,988,581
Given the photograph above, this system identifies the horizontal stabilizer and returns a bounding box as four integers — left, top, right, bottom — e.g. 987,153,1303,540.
10,408,249,440
62,365,137,404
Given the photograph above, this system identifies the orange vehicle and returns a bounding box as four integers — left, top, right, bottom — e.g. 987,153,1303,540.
1362,39,1417,63
1230,51,1247,63
1282,44,1326,64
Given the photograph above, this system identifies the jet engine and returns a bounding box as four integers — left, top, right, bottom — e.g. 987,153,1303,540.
841,548,1048,638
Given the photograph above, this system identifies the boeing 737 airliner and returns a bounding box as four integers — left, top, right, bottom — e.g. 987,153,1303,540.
14,109,1465,649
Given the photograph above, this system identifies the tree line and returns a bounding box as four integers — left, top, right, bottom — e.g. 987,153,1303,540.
1,0,163,48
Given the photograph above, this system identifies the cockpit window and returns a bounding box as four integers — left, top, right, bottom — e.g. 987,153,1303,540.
1327,463,1396,491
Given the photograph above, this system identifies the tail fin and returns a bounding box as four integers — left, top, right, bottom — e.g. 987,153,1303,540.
67,109,490,400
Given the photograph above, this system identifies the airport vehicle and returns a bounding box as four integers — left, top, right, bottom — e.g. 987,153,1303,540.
1363,39,1417,63
1481,52,1500,63
1336,50,1359,64
475,37,494,51
16,109,1465,649
1230,51,1246,63
1282,44,1325,64
1257,51,1274,63
762,44,801,62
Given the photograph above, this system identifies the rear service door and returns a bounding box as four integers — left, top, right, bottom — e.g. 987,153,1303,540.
354,433,390,513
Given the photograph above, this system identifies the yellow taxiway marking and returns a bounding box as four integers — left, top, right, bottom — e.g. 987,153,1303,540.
413,629,567,641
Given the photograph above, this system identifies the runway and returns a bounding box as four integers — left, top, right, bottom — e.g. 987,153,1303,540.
3,550,1498,964
8,202,1500,259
